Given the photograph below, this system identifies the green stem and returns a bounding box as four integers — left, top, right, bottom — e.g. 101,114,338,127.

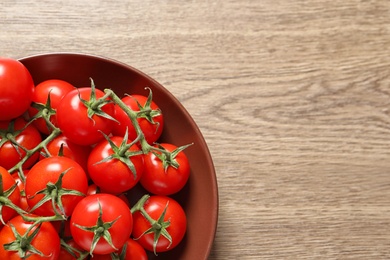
41,108,58,132
104,89,175,158
130,194,150,214
8,127,61,174
0,196,27,216
91,91,112,110
0,174,27,219
104,89,153,153
22,213,66,223
130,194,157,224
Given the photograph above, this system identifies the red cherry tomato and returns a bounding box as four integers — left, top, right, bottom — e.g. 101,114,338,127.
141,143,190,195
87,136,144,194
132,195,186,253
113,94,164,144
56,87,115,146
28,79,75,135
0,57,35,121
70,193,133,255
0,214,61,259
25,156,89,217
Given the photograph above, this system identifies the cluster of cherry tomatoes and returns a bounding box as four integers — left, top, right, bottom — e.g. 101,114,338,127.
0,57,191,259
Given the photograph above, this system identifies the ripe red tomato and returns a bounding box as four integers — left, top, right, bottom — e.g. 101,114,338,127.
141,143,190,195
132,195,187,253
0,214,61,259
25,156,89,217
0,117,42,170
0,57,35,121
112,94,164,144
70,193,133,255
87,136,144,194
28,79,75,135
0,166,21,225
56,87,116,146
40,134,92,175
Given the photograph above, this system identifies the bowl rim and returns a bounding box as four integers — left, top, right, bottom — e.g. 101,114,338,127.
18,52,219,259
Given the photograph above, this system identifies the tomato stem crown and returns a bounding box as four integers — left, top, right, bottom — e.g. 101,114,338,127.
152,143,193,172
131,194,172,255
30,91,57,133
4,221,49,258
95,130,144,179
133,87,162,126
73,198,121,256
79,78,118,124
27,168,85,218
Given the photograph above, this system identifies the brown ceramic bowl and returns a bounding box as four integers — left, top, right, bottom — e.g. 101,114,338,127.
19,53,218,260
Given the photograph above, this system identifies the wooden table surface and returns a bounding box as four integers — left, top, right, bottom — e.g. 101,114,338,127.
2,0,390,259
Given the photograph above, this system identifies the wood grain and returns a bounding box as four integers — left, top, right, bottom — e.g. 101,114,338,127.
2,0,390,258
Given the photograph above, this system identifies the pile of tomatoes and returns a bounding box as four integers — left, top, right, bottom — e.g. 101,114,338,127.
0,57,191,259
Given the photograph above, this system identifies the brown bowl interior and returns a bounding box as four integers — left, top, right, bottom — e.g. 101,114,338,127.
19,53,218,260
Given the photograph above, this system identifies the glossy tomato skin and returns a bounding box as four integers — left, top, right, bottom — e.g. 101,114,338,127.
28,79,75,135
70,193,133,255
0,117,42,170
0,57,35,121
141,143,190,196
0,167,21,225
112,95,164,144
56,87,115,146
25,156,89,217
87,136,144,194
132,195,187,253
40,134,92,175
0,214,60,260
